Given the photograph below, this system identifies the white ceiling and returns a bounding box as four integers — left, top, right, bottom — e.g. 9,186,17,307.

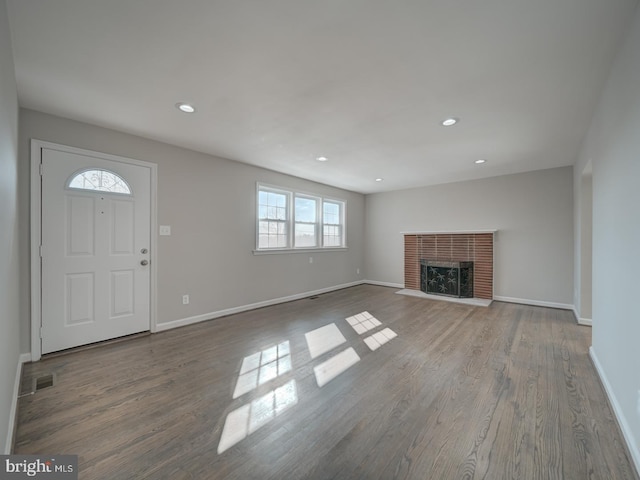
6,0,638,194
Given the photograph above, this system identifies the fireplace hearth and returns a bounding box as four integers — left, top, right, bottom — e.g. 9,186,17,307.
420,260,473,298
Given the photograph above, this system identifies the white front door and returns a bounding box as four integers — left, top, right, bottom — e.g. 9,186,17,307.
41,148,151,354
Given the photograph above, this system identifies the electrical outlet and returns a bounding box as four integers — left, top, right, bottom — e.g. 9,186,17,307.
182,294,189,305
309,257,313,264
357,268,360,275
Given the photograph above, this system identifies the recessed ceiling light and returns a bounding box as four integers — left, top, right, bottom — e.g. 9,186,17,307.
475,159,487,164
375,178,384,182
441,117,458,126
316,156,328,162
176,102,196,113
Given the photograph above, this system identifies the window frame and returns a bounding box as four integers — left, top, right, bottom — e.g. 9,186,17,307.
257,185,292,250
322,198,346,248
255,183,347,253
66,168,133,195
294,193,319,249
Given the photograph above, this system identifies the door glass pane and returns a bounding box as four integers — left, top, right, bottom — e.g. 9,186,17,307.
68,169,132,194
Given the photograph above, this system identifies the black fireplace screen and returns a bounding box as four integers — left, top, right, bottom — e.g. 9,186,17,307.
420,260,473,298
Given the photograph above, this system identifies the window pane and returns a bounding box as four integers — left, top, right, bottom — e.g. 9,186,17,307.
323,202,339,224
68,169,131,194
295,223,316,247
323,225,342,246
295,197,316,223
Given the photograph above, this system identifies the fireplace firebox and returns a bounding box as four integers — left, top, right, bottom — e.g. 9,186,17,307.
420,260,474,298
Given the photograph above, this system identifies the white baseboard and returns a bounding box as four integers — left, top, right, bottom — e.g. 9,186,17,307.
363,280,404,289
589,347,640,475
493,295,573,310
156,281,365,332
6,353,30,454
572,306,593,327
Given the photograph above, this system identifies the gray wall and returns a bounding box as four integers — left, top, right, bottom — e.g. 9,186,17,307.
18,109,365,351
365,167,574,305
579,172,592,320
0,0,21,453
574,3,640,468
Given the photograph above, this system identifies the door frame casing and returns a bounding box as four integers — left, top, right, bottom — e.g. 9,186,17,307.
30,139,158,361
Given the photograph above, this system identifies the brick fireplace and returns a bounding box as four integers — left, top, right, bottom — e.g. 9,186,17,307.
404,232,494,300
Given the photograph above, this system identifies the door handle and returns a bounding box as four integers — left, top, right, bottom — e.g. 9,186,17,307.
140,259,149,266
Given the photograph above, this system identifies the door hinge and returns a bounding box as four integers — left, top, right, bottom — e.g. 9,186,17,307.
39,327,43,339
39,163,43,176
39,245,43,257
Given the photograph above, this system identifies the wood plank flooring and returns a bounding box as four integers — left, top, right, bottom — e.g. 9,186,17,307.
15,285,639,479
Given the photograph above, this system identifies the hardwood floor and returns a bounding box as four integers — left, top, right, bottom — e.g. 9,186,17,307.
15,285,639,479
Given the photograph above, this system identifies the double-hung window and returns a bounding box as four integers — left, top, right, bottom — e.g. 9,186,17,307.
294,195,318,247
323,201,343,247
256,184,346,251
257,187,290,249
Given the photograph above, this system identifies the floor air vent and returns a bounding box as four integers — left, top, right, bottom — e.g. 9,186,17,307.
34,373,55,391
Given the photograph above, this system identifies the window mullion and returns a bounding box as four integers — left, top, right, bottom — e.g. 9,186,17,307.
316,196,322,247
287,191,293,249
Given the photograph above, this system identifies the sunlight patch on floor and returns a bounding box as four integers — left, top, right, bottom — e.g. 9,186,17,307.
218,379,298,454
304,323,347,359
313,347,361,387
218,311,400,454
363,328,397,351
233,341,292,399
346,311,382,334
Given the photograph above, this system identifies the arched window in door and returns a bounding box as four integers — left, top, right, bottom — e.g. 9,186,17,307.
67,169,132,194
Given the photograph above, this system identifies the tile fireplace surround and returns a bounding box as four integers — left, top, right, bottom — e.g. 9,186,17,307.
404,232,494,300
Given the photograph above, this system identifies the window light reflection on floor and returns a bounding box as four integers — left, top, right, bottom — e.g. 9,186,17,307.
233,341,292,399
217,379,298,454
346,311,382,335
313,347,360,387
218,313,400,454
304,323,347,359
363,328,397,351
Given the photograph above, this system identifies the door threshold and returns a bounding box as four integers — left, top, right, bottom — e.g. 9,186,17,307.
42,331,151,359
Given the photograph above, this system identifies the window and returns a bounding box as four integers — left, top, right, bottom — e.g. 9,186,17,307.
258,188,289,249
295,196,317,247
257,184,345,250
68,169,131,194
323,201,343,247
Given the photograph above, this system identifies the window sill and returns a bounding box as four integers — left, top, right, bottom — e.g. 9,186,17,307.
253,247,348,255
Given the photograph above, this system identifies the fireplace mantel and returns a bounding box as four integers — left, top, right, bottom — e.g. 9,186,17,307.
401,229,497,235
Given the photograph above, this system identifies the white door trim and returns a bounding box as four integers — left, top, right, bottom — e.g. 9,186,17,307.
30,139,158,361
